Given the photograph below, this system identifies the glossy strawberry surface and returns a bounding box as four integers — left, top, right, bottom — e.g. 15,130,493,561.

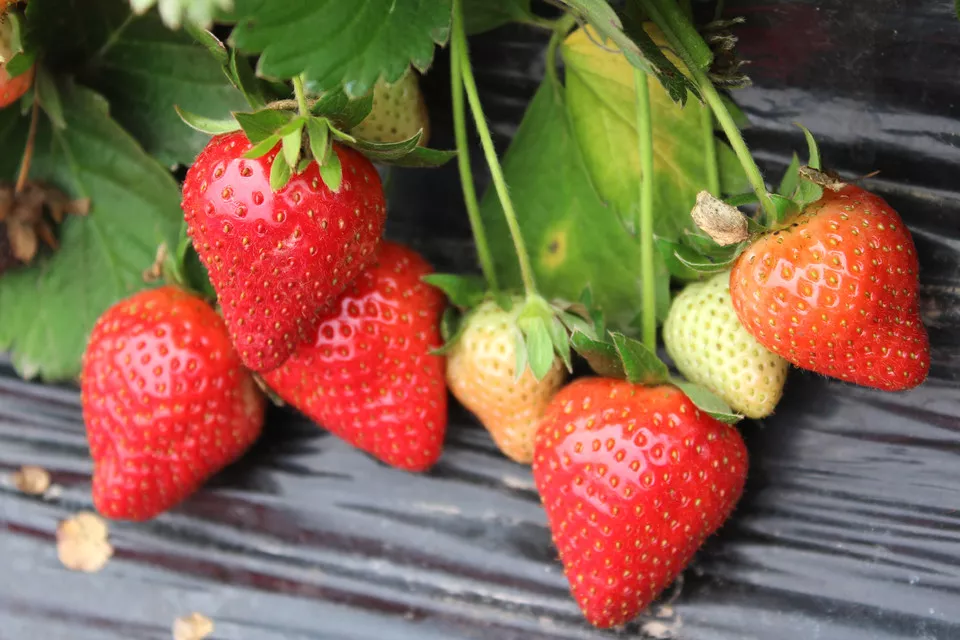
533,379,747,628
730,184,929,390
81,286,265,521
264,241,447,471
181,133,386,373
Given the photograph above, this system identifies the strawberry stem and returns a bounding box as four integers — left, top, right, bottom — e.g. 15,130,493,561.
450,3,499,292
634,67,657,352
15,96,39,194
701,108,721,196
452,0,538,296
640,0,777,222
292,75,310,117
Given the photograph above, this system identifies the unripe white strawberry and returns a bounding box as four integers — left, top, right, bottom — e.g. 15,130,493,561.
352,69,430,145
664,272,788,418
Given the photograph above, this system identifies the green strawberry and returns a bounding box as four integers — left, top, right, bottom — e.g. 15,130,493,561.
664,271,788,419
352,69,430,145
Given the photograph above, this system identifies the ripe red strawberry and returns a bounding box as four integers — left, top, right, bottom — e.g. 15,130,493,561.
263,241,447,471
533,379,747,628
181,132,386,373
730,184,929,391
81,286,266,521
0,62,32,109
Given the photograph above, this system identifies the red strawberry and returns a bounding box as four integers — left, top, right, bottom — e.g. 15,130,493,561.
533,379,747,628
263,241,447,471
730,184,929,391
0,61,32,109
181,132,386,373
81,286,266,521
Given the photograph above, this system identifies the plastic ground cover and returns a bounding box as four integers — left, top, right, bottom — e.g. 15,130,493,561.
1,0,959,637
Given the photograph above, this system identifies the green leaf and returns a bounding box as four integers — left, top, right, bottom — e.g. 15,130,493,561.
421,274,486,308
558,310,597,341
778,152,801,197
184,24,229,64
318,145,343,192
306,117,331,165
797,123,821,170
270,151,292,190
243,133,281,159
234,109,294,143
463,0,534,34
717,141,750,196
281,122,304,169
562,27,742,245
655,238,703,282
228,0,452,97
570,331,624,379
0,84,181,380
228,49,269,109
513,330,528,382
175,105,241,135
348,132,422,159
5,52,36,79
561,2,696,104
129,0,233,30
672,381,742,424
367,145,457,169
479,72,650,334
767,193,800,226
309,87,374,130
610,332,670,385
34,67,66,130
547,317,573,372
672,245,742,274
519,316,555,381
796,180,824,209
32,0,248,167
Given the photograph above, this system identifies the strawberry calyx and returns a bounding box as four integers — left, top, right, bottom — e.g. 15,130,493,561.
660,123,840,280
177,78,454,193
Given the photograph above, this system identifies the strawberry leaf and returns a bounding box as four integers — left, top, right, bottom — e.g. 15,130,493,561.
672,381,742,424
34,67,66,130
519,316,555,381
318,145,343,192
309,88,374,130
547,317,573,372
463,0,534,34
434,307,467,355
571,331,625,379
346,134,456,168
243,134,281,159
234,110,294,143
227,49,269,109
183,24,229,65
558,310,597,341
778,152,801,197
767,194,800,226
798,123,821,170
228,0,452,97
31,0,248,167
673,246,742,274
175,106,241,135
0,84,181,380
421,274,486,309
374,146,458,169
270,151,292,190
655,238,704,282
610,333,670,386
281,121,304,169
306,117,331,165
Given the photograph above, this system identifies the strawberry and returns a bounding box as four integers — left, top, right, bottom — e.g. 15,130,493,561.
352,69,430,146
81,286,266,521
264,241,447,471
664,271,788,418
0,10,33,110
181,132,386,373
730,184,929,391
533,379,747,628
446,299,566,463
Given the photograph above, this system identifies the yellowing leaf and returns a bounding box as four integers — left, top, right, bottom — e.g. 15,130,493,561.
562,25,747,242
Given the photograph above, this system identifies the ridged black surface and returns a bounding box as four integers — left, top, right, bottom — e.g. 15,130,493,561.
2,1,960,638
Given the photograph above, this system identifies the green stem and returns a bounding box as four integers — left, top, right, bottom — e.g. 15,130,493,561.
545,13,577,88
451,2,499,291
292,76,310,116
453,0,538,296
634,68,657,352
701,107,721,195
641,0,777,221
